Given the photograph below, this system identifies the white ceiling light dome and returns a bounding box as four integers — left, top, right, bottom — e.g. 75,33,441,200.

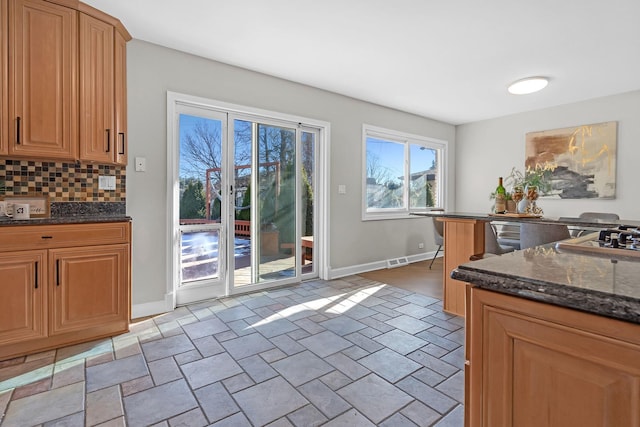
508,77,549,95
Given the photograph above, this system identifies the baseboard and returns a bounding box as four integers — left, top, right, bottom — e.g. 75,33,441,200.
132,294,173,319
329,251,435,280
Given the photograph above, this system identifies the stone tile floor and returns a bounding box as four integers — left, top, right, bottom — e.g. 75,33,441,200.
0,275,464,426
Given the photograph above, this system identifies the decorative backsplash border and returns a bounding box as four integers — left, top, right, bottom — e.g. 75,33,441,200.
0,159,126,202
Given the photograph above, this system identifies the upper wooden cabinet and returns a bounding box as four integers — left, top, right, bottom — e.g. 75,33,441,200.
79,13,114,163
2,0,129,163
0,0,7,155
8,0,78,160
114,31,127,165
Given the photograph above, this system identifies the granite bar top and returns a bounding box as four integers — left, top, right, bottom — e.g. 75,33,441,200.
451,245,640,324
412,211,640,228
0,201,130,226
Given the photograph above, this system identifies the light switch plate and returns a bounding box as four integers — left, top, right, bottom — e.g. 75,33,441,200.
98,175,116,190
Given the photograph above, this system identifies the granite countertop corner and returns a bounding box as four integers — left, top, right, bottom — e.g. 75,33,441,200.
452,245,640,324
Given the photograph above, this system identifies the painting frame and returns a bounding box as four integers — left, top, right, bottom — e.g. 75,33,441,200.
525,121,617,199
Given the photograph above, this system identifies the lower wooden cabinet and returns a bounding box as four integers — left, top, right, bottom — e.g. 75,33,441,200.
0,221,130,360
0,250,46,346
466,287,640,427
50,244,128,335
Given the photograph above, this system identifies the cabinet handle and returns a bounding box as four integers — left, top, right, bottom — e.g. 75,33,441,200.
106,129,111,152
56,259,60,286
35,261,38,289
16,117,21,144
118,132,125,155
41,235,53,239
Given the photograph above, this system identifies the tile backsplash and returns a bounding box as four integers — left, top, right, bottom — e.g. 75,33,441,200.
0,159,126,202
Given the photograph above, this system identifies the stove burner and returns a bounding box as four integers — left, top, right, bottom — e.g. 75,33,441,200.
597,227,640,252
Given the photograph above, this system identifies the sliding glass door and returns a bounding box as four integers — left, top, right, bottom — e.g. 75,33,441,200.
171,97,320,305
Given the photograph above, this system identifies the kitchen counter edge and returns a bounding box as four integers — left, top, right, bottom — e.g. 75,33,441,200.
451,264,640,325
0,216,131,226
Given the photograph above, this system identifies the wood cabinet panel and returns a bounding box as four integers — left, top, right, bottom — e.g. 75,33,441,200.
49,244,128,335
79,12,114,163
442,218,485,316
0,250,46,346
0,221,129,251
467,288,640,427
0,221,131,361
113,30,127,165
8,0,78,159
0,0,7,155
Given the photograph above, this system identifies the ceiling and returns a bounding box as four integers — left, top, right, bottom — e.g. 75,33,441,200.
84,0,640,125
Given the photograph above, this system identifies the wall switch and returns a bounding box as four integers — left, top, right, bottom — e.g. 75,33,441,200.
338,184,347,194
98,175,116,190
135,157,146,172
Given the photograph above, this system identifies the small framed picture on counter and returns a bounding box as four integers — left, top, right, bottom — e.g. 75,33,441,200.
0,195,50,218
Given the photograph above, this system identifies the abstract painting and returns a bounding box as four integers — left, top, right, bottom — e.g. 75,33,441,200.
525,121,617,199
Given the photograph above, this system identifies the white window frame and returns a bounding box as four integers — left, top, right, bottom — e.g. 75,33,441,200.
362,124,447,221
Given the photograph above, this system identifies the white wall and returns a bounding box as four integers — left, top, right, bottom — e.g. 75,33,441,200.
126,40,456,313
456,90,640,219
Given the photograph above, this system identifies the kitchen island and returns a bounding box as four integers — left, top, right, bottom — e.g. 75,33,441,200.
452,244,640,427
413,211,639,316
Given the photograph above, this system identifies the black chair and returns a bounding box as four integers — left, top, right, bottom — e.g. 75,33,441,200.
429,216,444,269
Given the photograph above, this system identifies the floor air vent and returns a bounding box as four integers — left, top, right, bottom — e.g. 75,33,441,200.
386,257,409,269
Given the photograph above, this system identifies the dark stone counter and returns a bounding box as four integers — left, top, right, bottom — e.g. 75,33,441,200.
451,244,640,324
0,202,129,226
412,211,640,228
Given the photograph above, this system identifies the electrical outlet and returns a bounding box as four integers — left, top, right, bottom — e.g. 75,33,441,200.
135,157,146,172
418,242,425,249
98,175,116,190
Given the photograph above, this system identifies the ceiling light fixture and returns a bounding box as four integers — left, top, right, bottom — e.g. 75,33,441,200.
507,77,549,95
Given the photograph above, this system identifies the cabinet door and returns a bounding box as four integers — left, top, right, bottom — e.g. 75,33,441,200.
49,244,128,335
79,13,114,163
0,0,7,155
8,0,78,160
0,250,46,346
114,31,127,165
475,292,640,427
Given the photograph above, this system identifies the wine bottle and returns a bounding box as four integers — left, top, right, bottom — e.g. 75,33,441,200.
494,177,506,213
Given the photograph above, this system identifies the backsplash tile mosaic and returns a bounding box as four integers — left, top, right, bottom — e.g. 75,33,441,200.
0,159,126,202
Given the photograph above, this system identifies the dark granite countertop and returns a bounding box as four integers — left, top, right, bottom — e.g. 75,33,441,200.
451,244,640,324
412,211,640,228
0,215,131,226
0,201,129,226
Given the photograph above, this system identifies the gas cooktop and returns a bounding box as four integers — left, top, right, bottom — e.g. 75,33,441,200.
555,226,640,259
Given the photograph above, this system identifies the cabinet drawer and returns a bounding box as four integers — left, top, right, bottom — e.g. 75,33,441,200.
0,222,130,252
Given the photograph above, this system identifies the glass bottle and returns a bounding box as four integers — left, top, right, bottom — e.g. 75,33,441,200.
494,177,506,213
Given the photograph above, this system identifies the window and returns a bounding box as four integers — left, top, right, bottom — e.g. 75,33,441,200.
363,124,446,220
